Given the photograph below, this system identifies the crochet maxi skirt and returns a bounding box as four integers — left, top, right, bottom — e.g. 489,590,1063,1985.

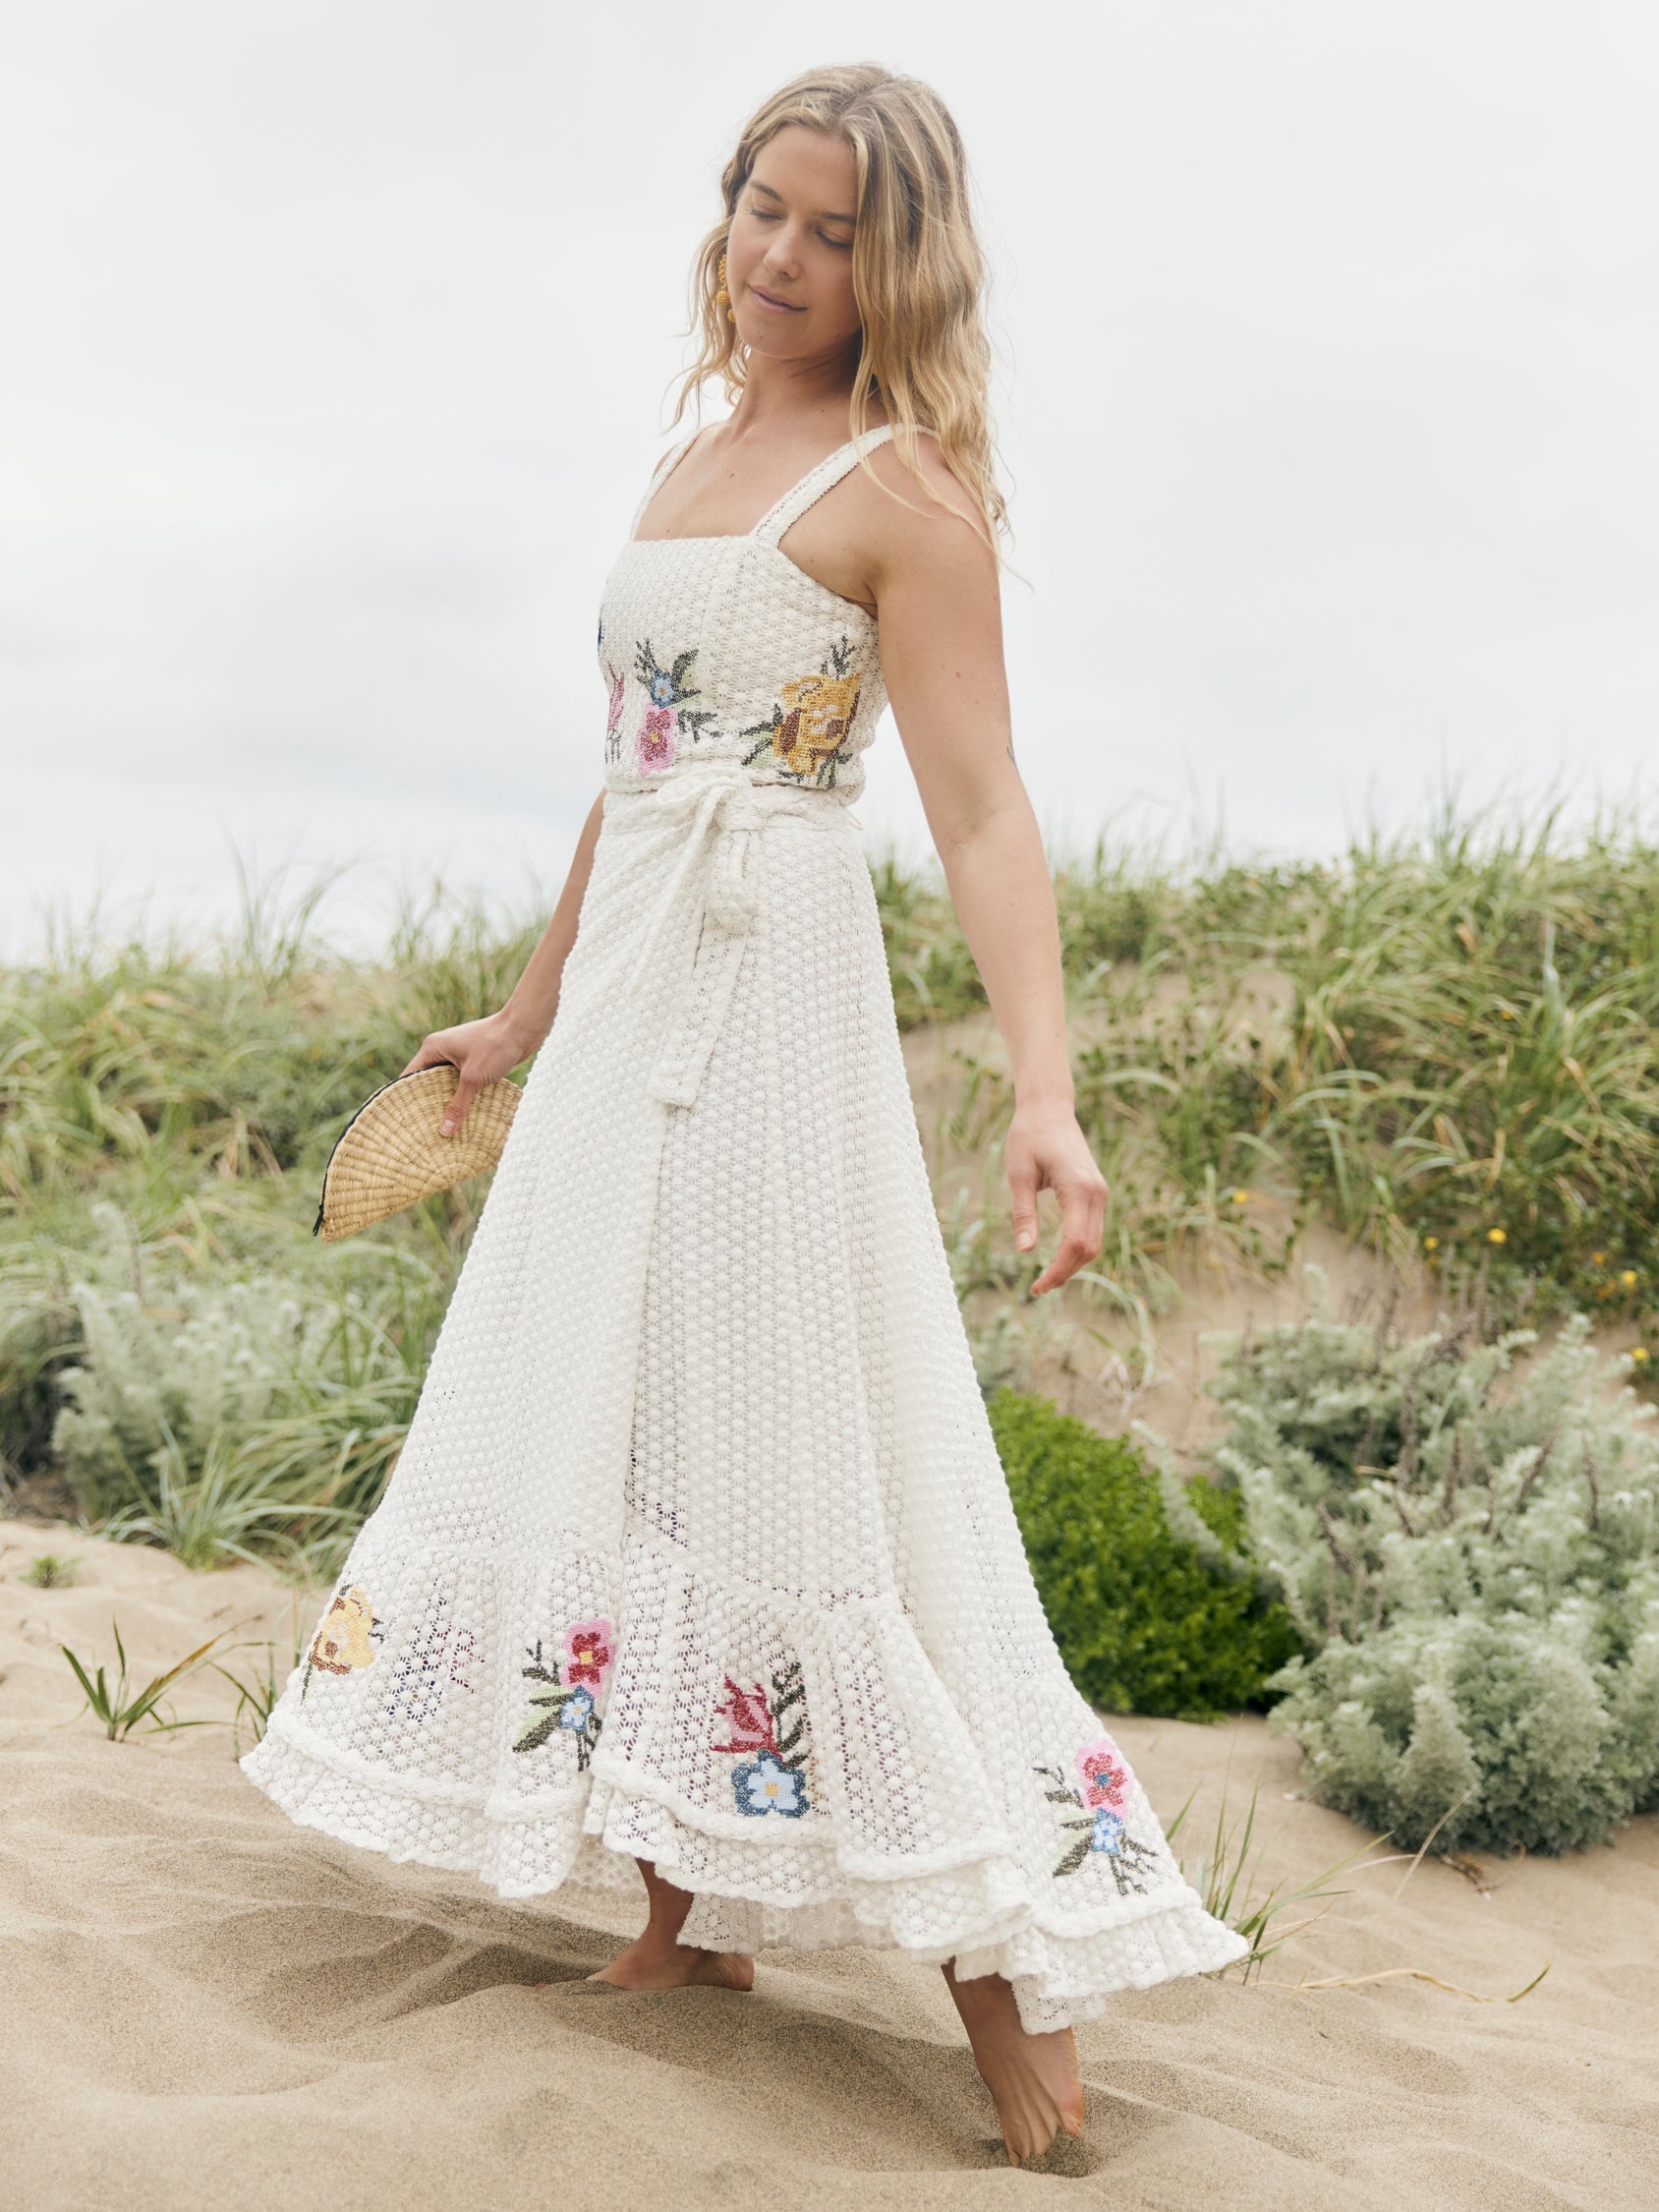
242,765,1247,2031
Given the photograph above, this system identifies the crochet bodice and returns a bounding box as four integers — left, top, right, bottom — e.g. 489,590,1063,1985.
596,426,893,806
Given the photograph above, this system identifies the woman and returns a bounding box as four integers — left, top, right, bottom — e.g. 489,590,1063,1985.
244,63,1245,2167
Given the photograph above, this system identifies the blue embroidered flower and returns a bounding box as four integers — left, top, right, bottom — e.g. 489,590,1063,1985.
1090,1809,1125,1855
731,1750,809,1819
558,1685,596,1732
632,640,716,742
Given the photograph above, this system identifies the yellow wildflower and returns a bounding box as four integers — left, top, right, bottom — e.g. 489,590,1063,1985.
1631,1347,1650,1365
1486,1228,1507,1246
1622,1270,1638,1288
1591,1252,1607,1266
1423,1237,1440,1252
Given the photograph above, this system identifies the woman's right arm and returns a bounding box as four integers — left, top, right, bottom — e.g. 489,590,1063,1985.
401,788,607,1135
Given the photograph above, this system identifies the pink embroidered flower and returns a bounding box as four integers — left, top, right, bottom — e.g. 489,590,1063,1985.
563,1618,615,1687
713,1676,778,1756
1075,1738,1129,1810
636,706,676,773
604,667,626,738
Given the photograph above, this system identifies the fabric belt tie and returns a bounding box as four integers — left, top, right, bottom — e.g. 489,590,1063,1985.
616,762,848,1110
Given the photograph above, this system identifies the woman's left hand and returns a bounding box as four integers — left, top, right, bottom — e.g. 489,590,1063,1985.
1004,1101,1108,1297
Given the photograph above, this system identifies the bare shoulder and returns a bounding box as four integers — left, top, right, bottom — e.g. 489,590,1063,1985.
775,420,997,614
823,429,995,597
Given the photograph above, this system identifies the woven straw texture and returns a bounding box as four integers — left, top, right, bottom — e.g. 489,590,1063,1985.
244,431,1247,2031
316,1066,522,1243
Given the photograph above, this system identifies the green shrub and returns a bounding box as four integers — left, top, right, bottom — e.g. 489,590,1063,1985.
988,1388,1301,1719
1210,1286,1659,1851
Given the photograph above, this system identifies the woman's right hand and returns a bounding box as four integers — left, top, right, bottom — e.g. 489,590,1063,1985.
401,1011,535,1137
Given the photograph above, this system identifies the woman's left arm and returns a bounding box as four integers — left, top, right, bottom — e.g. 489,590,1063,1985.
866,448,1107,1298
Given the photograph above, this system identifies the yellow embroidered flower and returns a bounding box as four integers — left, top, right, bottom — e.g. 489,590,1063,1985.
308,1587,377,1676
772,671,861,778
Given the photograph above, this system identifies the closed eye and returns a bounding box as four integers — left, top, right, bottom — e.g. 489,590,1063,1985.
748,205,854,249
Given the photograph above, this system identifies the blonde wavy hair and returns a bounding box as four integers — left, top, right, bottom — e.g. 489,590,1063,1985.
671,63,1007,547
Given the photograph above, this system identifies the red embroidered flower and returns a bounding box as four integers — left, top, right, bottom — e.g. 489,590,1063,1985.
563,1617,615,1687
1075,1737,1129,1810
713,1676,778,1755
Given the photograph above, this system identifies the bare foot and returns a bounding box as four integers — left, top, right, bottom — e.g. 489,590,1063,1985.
587,1937,755,1992
943,1962,1084,2166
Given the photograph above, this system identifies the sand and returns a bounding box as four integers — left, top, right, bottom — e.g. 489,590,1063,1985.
3,1518,1656,2212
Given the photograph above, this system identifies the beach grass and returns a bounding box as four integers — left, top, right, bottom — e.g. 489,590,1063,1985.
3,797,1656,1573
58,1615,226,1740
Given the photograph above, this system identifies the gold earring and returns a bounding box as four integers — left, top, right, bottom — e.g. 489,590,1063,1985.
716,252,735,322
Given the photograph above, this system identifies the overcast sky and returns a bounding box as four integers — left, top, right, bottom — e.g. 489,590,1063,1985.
3,1,1655,957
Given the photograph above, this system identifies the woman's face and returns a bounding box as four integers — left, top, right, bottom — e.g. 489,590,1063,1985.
725,125,861,364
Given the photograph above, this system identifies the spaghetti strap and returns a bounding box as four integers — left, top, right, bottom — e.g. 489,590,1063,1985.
628,428,707,542
752,424,895,547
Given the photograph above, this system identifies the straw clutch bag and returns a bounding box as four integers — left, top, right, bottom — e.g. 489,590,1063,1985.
314,1066,523,1243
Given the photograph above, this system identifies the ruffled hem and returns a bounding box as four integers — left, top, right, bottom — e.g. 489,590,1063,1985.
241,1719,1247,2033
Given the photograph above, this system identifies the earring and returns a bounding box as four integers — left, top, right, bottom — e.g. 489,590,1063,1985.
715,252,735,323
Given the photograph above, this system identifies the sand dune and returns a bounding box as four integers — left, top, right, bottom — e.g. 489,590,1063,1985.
3,1521,1656,2210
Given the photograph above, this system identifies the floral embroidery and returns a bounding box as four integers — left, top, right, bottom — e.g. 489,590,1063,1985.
515,1615,615,1770
564,1618,615,1686
734,1751,808,1818
1075,1737,1129,1810
633,638,717,765
637,705,676,774
1035,1746,1159,1891
741,638,861,786
713,1660,811,1818
603,666,627,759
1090,1809,1126,1853
301,1586,379,1698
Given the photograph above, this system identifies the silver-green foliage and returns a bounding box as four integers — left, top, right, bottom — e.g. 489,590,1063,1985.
49,1207,442,1570
55,1271,304,1508
1212,1280,1659,1852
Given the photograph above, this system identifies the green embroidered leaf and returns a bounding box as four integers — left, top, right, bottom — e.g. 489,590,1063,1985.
1042,1789,1078,1806
775,1721,804,1756
670,650,697,685
525,1686,573,1713
522,1664,558,1686
1053,1837,1092,1878
514,1715,559,1753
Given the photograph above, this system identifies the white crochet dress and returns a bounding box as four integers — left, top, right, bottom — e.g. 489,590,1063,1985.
242,427,1247,2030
